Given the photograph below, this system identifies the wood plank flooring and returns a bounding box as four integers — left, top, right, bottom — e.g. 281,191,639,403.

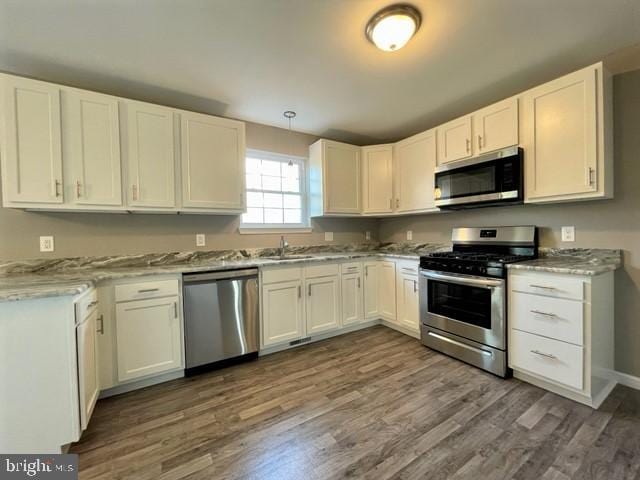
71,325,640,480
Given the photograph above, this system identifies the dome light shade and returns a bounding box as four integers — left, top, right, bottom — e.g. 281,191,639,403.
366,4,421,52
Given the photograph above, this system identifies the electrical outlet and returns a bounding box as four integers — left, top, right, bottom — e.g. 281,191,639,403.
365,231,371,241
196,234,206,247
324,231,334,242
39,236,54,252
561,226,575,242
407,230,413,241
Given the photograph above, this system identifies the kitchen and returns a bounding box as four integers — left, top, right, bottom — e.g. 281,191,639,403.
1,1,640,478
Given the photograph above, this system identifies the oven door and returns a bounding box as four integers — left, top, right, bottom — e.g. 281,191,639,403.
419,270,505,350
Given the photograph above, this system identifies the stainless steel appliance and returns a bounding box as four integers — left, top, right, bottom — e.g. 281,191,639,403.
434,146,523,209
419,226,538,377
183,269,259,375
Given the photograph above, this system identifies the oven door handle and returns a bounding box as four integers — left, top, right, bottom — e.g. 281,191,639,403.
420,270,503,288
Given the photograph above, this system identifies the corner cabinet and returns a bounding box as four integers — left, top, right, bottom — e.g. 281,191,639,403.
309,139,361,216
180,111,245,212
522,62,612,203
0,75,63,206
394,129,438,214
362,144,393,214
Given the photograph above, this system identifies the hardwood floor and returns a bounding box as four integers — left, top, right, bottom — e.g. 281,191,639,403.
71,325,640,480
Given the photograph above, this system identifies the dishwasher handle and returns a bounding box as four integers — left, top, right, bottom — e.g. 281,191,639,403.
183,268,259,283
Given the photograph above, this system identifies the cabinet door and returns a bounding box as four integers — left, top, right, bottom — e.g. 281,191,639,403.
1,75,63,204
437,115,472,164
181,111,245,210
306,275,341,335
362,145,393,214
77,309,99,431
363,262,380,319
115,296,182,382
262,280,304,347
64,89,122,206
523,66,598,200
341,272,363,325
324,141,361,214
394,130,437,213
124,101,176,208
379,261,397,321
473,97,518,155
397,273,419,331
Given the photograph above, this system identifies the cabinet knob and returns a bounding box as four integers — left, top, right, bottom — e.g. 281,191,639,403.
54,180,61,197
477,135,483,149
466,138,471,153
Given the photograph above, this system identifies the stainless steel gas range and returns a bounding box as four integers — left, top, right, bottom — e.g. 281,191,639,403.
419,226,538,377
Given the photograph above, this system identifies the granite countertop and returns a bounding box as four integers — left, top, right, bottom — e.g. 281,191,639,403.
0,242,449,302
507,248,622,276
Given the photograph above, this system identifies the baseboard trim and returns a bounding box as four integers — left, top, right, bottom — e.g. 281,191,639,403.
100,369,185,398
612,370,640,390
380,320,420,339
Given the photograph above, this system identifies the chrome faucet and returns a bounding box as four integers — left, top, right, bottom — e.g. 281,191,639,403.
279,236,289,258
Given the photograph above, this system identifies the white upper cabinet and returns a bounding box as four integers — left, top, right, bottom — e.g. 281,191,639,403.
522,62,612,202
63,89,122,207
309,139,361,216
1,75,63,205
436,115,472,165
394,129,438,213
472,97,519,155
180,111,245,211
122,100,176,209
361,144,393,214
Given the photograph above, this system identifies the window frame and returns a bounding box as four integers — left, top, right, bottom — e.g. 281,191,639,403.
239,149,311,233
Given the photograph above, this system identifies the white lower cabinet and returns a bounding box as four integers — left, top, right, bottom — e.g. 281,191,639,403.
262,279,304,347
363,261,380,319
379,261,397,321
396,265,419,333
305,274,341,335
508,269,615,408
341,263,364,326
76,307,100,431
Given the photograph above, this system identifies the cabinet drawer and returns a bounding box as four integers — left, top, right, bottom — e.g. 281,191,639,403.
115,279,180,302
75,288,99,320
341,262,362,275
262,266,302,284
396,260,418,276
510,292,583,345
305,263,340,279
510,329,583,390
510,272,584,301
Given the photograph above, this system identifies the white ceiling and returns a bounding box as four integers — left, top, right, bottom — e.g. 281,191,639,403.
1,0,639,144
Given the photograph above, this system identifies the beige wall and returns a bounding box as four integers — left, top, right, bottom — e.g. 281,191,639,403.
0,121,378,259
379,69,640,377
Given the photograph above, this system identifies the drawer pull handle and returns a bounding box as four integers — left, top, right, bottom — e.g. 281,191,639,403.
530,349,557,360
138,288,160,293
529,284,556,290
97,314,104,334
530,310,556,318
87,300,99,308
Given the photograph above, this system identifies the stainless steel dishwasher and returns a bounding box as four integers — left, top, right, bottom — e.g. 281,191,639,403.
183,269,259,375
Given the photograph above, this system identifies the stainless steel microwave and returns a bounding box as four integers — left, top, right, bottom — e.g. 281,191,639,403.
434,146,523,209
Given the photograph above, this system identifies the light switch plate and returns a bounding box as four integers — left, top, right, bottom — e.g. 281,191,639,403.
325,231,334,242
407,230,413,241
196,234,206,247
561,226,575,242
39,236,54,252
365,231,371,241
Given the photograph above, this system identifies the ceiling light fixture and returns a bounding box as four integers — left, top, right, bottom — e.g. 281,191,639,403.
283,110,296,166
365,3,421,52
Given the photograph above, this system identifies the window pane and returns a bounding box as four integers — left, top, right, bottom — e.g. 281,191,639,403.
282,176,300,193
264,193,283,208
246,158,261,174
264,208,283,223
283,163,299,179
246,173,261,189
246,191,263,207
283,194,301,208
262,175,281,191
284,209,301,224
242,208,263,224
261,160,281,176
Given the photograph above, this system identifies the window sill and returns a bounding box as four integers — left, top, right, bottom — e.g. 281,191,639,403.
238,227,313,235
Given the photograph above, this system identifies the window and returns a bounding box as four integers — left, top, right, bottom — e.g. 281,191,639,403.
241,150,309,231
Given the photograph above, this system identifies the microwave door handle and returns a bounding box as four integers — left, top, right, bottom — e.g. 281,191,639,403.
420,270,503,288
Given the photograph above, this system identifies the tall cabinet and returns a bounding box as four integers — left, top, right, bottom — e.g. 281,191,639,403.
362,144,393,214
394,129,438,214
